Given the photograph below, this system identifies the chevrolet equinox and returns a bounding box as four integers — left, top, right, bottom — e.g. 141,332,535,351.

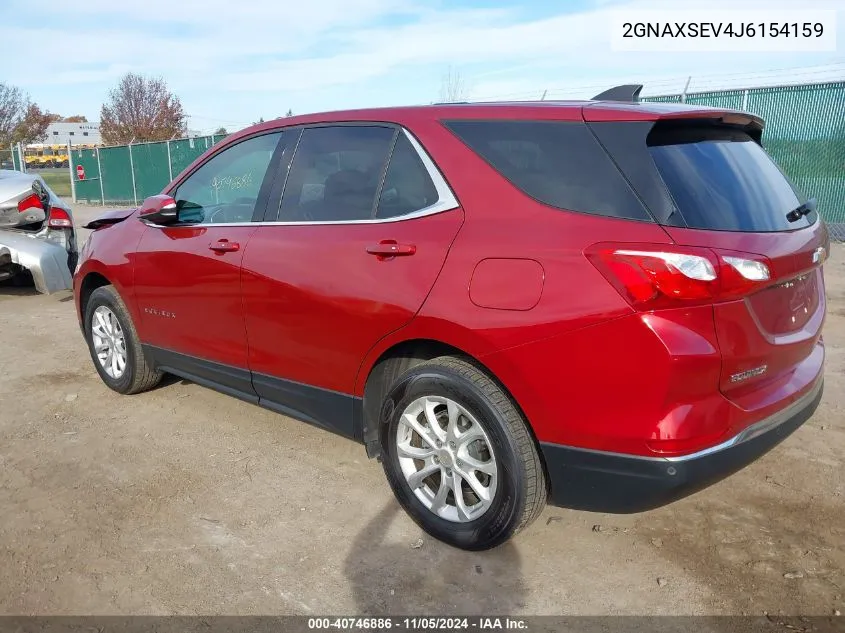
74,86,827,550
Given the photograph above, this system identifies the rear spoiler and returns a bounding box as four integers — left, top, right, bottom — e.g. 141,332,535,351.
584,104,764,140
587,84,763,139
82,207,137,230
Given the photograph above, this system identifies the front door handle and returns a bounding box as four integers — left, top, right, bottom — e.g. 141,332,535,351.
366,240,416,258
209,239,240,253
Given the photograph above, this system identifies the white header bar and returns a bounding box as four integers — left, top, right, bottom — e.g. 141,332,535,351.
611,10,837,52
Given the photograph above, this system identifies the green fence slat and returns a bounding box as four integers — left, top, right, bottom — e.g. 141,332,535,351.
131,142,171,199
10,147,22,171
99,146,133,204
170,136,215,177
684,89,745,110
72,148,101,202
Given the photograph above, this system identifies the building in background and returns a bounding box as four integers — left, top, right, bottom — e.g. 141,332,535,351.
38,123,201,147
43,122,102,146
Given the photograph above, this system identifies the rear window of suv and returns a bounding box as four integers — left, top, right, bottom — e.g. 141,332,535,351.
444,120,652,221
647,125,813,232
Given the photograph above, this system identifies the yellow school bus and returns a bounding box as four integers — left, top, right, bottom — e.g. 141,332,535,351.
23,144,70,168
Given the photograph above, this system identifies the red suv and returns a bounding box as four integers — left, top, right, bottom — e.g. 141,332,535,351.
74,88,827,550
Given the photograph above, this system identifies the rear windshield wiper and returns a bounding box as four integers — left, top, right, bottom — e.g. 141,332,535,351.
786,198,816,223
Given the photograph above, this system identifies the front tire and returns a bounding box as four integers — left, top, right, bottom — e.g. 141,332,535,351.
83,285,162,394
381,356,547,550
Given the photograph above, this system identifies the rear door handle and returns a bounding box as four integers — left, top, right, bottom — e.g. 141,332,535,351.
366,240,416,258
209,239,240,253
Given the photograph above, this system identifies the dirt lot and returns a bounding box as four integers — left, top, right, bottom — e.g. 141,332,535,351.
0,205,843,616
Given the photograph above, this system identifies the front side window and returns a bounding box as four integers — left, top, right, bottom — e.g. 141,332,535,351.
174,132,282,224
277,125,396,222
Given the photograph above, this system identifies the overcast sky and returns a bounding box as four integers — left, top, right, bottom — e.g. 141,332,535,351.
2,0,843,134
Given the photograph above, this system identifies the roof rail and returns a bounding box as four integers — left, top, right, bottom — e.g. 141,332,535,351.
591,84,643,102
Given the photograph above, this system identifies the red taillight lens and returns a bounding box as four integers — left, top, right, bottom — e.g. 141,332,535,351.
47,207,73,228
586,243,772,310
17,193,43,213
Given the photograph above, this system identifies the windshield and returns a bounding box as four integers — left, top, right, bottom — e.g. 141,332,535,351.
648,126,814,232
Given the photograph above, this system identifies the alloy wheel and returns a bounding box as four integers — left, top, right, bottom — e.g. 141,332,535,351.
396,395,498,523
91,305,127,379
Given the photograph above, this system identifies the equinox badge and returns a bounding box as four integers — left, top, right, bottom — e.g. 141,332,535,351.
730,365,768,383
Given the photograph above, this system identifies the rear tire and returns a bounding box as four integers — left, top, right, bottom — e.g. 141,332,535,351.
380,356,546,550
83,285,162,394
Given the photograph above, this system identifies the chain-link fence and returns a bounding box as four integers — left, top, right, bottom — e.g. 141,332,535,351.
3,145,24,170
70,134,227,206
1,148,13,170
644,81,845,241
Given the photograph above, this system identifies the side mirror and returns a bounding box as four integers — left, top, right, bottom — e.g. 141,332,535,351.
138,195,178,225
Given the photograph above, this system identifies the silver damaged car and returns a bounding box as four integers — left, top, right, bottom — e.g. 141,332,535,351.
0,170,77,294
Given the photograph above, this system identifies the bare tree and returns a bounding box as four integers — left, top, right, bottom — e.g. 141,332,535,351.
439,67,470,103
100,73,186,145
0,82,50,147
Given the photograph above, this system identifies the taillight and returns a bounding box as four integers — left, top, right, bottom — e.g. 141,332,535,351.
47,207,73,228
586,243,772,310
719,255,771,299
17,193,43,213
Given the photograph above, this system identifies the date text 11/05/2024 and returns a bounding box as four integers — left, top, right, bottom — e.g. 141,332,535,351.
307,617,529,630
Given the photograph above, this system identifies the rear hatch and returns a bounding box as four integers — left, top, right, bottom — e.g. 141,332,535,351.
587,110,827,410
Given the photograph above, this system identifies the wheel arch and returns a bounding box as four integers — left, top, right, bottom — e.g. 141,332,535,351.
360,337,545,479
77,270,113,323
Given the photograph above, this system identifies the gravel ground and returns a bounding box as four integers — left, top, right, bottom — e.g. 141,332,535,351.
0,205,842,616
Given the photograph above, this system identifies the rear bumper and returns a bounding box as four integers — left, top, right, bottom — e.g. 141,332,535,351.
540,378,823,513
0,229,72,294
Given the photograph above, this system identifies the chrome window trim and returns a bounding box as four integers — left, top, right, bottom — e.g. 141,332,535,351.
152,127,460,229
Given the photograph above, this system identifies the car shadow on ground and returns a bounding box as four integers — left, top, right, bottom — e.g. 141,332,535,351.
344,501,527,614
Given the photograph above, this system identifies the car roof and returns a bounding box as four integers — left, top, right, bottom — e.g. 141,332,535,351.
234,100,761,143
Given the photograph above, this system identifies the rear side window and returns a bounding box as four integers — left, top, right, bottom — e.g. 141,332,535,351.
278,125,396,222
376,134,439,219
648,126,811,232
443,120,651,221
